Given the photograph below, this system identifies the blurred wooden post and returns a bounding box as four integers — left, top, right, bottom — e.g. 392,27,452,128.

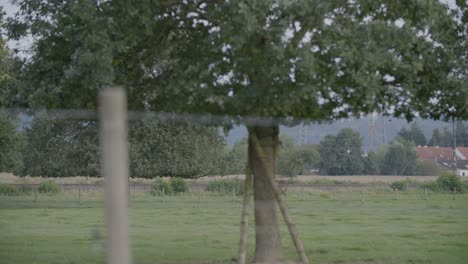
453,187,456,200
238,170,252,264
232,187,235,202
424,187,427,200
34,186,37,202
99,87,131,264
162,187,165,203
78,184,81,204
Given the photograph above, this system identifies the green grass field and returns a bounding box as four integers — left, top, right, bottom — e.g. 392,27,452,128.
1,189,467,264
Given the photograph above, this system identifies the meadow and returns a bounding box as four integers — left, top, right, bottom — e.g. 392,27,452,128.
0,188,467,264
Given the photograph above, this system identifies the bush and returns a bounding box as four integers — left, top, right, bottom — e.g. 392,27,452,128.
150,178,172,196
420,173,465,193
389,179,412,191
278,145,320,177
37,180,60,194
205,179,243,195
170,177,188,194
0,184,20,196
436,173,464,192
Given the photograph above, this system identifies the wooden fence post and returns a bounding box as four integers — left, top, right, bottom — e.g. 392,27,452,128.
99,87,131,264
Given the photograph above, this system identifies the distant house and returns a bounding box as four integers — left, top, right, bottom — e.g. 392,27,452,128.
415,146,454,170
415,147,468,175
456,160,468,177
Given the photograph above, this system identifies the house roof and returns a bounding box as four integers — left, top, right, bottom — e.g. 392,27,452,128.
415,147,468,162
457,147,468,160
415,147,454,161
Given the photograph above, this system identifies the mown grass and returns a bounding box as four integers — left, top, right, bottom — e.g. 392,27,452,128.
0,188,467,264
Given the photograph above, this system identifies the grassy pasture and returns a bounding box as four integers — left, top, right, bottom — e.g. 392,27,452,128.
0,188,467,264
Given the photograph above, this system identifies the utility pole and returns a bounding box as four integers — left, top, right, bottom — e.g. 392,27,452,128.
368,113,377,152
452,118,456,175
382,115,387,145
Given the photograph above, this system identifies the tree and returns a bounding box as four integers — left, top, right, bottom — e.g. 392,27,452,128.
222,138,248,175
278,144,320,177
319,128,364,175
455,122,468,147
428,122,468,147
19,117,100,177
428,128,443,146
380,139,419,175
6,0,467,261
20,117,225,178
129,119,225,178
363,151,380,175
0,117,23,172
0,7,25,108
441,127,454,147
397,123,427,146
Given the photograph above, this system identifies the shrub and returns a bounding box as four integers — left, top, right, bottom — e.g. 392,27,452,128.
37,180,60,194
420,173,465,193
436,173,464,192
389,179,412,191
0,184,20,196
205,179,243,195
150,178,172,196
170,177,188,194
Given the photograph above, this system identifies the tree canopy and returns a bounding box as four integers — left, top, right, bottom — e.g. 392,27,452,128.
4,0,467,121
318,128,364,175
397,123,427,146
380,138,419,175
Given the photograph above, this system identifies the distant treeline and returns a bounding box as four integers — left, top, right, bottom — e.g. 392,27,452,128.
1,117,464,178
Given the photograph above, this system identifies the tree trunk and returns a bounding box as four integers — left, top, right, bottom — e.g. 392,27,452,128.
248,125,283,263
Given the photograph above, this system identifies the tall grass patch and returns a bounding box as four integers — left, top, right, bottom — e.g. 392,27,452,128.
0,184,21,196
37,180,60,194
205,179,243,195
0,184,33,196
